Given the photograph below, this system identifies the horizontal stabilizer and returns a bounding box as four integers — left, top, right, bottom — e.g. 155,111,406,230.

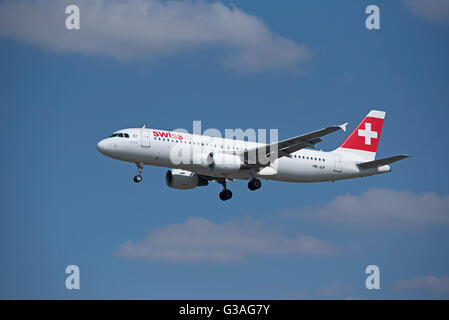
357,154,410,169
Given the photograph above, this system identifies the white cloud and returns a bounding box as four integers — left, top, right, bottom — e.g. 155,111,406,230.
285,283,353,299
283,289,308,299
404,0,449,23
394,275,449,295
115,217,335,262
316,284,352,297
0,0,310,72
299,189,449,229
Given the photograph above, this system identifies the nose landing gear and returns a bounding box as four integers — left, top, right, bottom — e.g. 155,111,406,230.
133,163,143,183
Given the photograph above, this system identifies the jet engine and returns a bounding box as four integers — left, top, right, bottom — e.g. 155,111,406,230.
165,169,208,190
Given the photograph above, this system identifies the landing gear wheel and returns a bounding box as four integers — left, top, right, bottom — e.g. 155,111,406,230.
248,179,262,191
133,162,144,183
219,189,232,201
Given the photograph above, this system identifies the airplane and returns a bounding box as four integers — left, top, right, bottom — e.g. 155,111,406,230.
97,110,409,201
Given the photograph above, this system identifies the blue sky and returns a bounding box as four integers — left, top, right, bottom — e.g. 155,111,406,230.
0,0,449,299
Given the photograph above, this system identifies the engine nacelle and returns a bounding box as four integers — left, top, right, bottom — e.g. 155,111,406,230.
165,169,208,190
208,152,243,173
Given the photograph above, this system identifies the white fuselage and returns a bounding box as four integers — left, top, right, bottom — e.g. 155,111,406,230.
97,128,390,183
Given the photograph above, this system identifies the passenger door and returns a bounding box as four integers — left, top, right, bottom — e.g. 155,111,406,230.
333,154,342,173
141,129,151,147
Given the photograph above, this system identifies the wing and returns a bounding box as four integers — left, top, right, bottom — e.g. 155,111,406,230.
242,122,348,166
357,155,410,169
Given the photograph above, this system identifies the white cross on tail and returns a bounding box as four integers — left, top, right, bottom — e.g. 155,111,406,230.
358,122,377,145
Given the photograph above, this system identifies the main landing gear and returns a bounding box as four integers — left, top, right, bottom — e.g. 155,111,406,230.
219,189,233,201
216,178,261,201
217,178,232,201
248,179,262,191
133,163,143,183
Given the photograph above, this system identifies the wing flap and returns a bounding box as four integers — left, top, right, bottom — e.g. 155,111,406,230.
242,123,347,166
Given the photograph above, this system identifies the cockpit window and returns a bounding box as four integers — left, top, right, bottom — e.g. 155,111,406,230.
110,132,130,138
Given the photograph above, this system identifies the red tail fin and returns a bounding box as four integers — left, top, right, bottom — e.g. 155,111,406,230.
336,110,385,160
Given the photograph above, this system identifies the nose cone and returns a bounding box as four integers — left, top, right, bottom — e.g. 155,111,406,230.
97,139,109,156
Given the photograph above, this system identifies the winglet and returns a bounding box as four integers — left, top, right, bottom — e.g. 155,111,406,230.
339,122,348,132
